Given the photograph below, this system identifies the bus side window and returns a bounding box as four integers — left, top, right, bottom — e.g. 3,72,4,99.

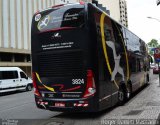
137,59,141,72
131,57,136,73
140,60,144,71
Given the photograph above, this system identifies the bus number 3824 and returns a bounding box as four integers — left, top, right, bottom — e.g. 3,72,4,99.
72,79,84,84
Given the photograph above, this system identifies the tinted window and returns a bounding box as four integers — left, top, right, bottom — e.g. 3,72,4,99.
130,57,143,73
125,29,140,52
20,72,27,79
36,5,85,32
0,71,18,80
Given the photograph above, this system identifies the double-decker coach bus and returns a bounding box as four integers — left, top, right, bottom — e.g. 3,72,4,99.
31,2,150,112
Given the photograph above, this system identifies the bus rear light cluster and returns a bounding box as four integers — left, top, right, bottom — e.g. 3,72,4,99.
83,70,96,98
74,103,88,107
32,72,41,97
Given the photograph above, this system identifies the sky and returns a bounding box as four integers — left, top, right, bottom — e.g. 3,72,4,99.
126,0,160,43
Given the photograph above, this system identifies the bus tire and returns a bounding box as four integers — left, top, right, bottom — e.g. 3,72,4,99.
118,81,127,106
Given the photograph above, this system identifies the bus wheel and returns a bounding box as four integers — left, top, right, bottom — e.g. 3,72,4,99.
118,82,127,105
118,90,124,105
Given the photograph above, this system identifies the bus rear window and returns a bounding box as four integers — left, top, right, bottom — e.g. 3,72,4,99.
36,5,85,32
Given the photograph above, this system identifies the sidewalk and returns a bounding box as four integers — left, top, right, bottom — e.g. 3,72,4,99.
100,78,160,124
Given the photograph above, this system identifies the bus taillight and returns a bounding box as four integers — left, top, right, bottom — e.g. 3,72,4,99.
83,70,96,98
32,72,41,97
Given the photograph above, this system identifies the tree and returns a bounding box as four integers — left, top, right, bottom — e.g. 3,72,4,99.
147,39,159,56
147,39,159,48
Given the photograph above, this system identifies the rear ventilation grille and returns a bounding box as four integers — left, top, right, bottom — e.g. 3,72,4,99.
38,50,84,77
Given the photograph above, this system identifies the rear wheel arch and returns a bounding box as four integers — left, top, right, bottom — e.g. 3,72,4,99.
118,81,127,105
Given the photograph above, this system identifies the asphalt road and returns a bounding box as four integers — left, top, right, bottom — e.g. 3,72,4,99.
0,69,158,125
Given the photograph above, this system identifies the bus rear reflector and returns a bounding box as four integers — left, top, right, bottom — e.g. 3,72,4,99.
32,72,41,97
83,70,96,98
74,103,88,107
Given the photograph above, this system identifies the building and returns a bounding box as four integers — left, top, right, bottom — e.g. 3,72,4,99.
55,0,92,4
0,0,94,76
119,0,128,27
0,0,55,76
98,0,128,27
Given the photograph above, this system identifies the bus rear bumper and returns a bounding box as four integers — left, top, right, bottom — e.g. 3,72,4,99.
35,96,98,112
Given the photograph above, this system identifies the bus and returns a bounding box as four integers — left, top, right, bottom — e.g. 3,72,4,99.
31,2,150,112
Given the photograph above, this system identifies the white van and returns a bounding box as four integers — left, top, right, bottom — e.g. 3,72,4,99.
0,67,33,93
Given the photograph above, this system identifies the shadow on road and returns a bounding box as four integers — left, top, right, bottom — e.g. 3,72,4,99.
53,107,116,120
0,90,31,97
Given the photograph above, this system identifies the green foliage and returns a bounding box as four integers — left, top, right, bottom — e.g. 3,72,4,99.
147,39,160,56
147,39,159,47
149,50,154,55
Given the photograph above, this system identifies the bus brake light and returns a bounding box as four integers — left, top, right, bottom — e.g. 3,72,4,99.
32,72,41,97
83,70,96,98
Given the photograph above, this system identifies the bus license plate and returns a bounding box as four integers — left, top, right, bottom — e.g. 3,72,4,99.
55,103,65,107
